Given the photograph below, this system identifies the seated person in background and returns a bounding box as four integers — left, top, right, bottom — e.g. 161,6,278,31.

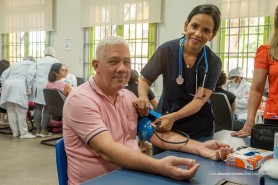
215,71,244,131
47,63,72,97
125,69,158,110
214,71,236,113
125,69,158,154
227,67,251,129
64,65,77,88
36,63,72,138
63,36,232,185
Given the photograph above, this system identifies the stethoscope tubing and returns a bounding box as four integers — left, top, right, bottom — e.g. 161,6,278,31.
154,123,190,144
178,37,209,98
178,37,209,81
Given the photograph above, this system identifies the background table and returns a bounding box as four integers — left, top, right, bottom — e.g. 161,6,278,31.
81,130,278,185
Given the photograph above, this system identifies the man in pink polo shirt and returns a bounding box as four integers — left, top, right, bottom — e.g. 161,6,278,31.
63,36,232,185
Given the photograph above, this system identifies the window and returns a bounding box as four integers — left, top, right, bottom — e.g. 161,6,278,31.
215,16,274,79
1,31,51,64
80,0,161,80
83,23,157,80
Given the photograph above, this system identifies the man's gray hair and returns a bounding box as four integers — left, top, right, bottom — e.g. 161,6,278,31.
44,47,55,57
96,36,129,60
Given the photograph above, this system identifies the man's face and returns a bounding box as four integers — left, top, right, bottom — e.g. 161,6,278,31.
95,43,131,93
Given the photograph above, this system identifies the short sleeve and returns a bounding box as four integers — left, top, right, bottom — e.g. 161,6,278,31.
65,92,108,144
254,45,270,70
141,45,164,82
147,89,155,100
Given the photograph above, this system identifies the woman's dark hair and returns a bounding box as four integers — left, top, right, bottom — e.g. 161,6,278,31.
187,4,221,34
128,69,139,85
0,59,10,76
216,71,227,87
48,63,62,82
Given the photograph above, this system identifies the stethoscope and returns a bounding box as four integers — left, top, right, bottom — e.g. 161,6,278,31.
154,122,190,144
177,37,209,98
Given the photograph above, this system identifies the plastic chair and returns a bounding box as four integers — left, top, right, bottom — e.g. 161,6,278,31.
55,138,68,185
0,111,12,134
41,89,66,146
43,88,66,116
210,92,234,132
76,77,84,86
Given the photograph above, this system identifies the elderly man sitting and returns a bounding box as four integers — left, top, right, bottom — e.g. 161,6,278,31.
63,36,233,185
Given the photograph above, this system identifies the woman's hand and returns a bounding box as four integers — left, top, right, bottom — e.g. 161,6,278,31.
231,123,253,137
151,114,176,131
198,140,233,161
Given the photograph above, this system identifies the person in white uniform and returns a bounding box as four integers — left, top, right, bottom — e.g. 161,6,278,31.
0,59,10,124
227,67,251,130
64,65,77,87
0,56,37,138
27,47,61,137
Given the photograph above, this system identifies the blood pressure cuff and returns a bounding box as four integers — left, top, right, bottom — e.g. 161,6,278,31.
137,110,161,142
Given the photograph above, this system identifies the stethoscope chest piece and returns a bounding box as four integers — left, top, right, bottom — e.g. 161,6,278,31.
176,75,184,85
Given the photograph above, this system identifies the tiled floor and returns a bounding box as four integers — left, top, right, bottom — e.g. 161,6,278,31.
0,124,153,185
0,127,61,185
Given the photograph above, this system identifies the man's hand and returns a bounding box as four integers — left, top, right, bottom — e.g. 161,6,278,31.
198,140,233,161
231,123,253,137
158,156,200,180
